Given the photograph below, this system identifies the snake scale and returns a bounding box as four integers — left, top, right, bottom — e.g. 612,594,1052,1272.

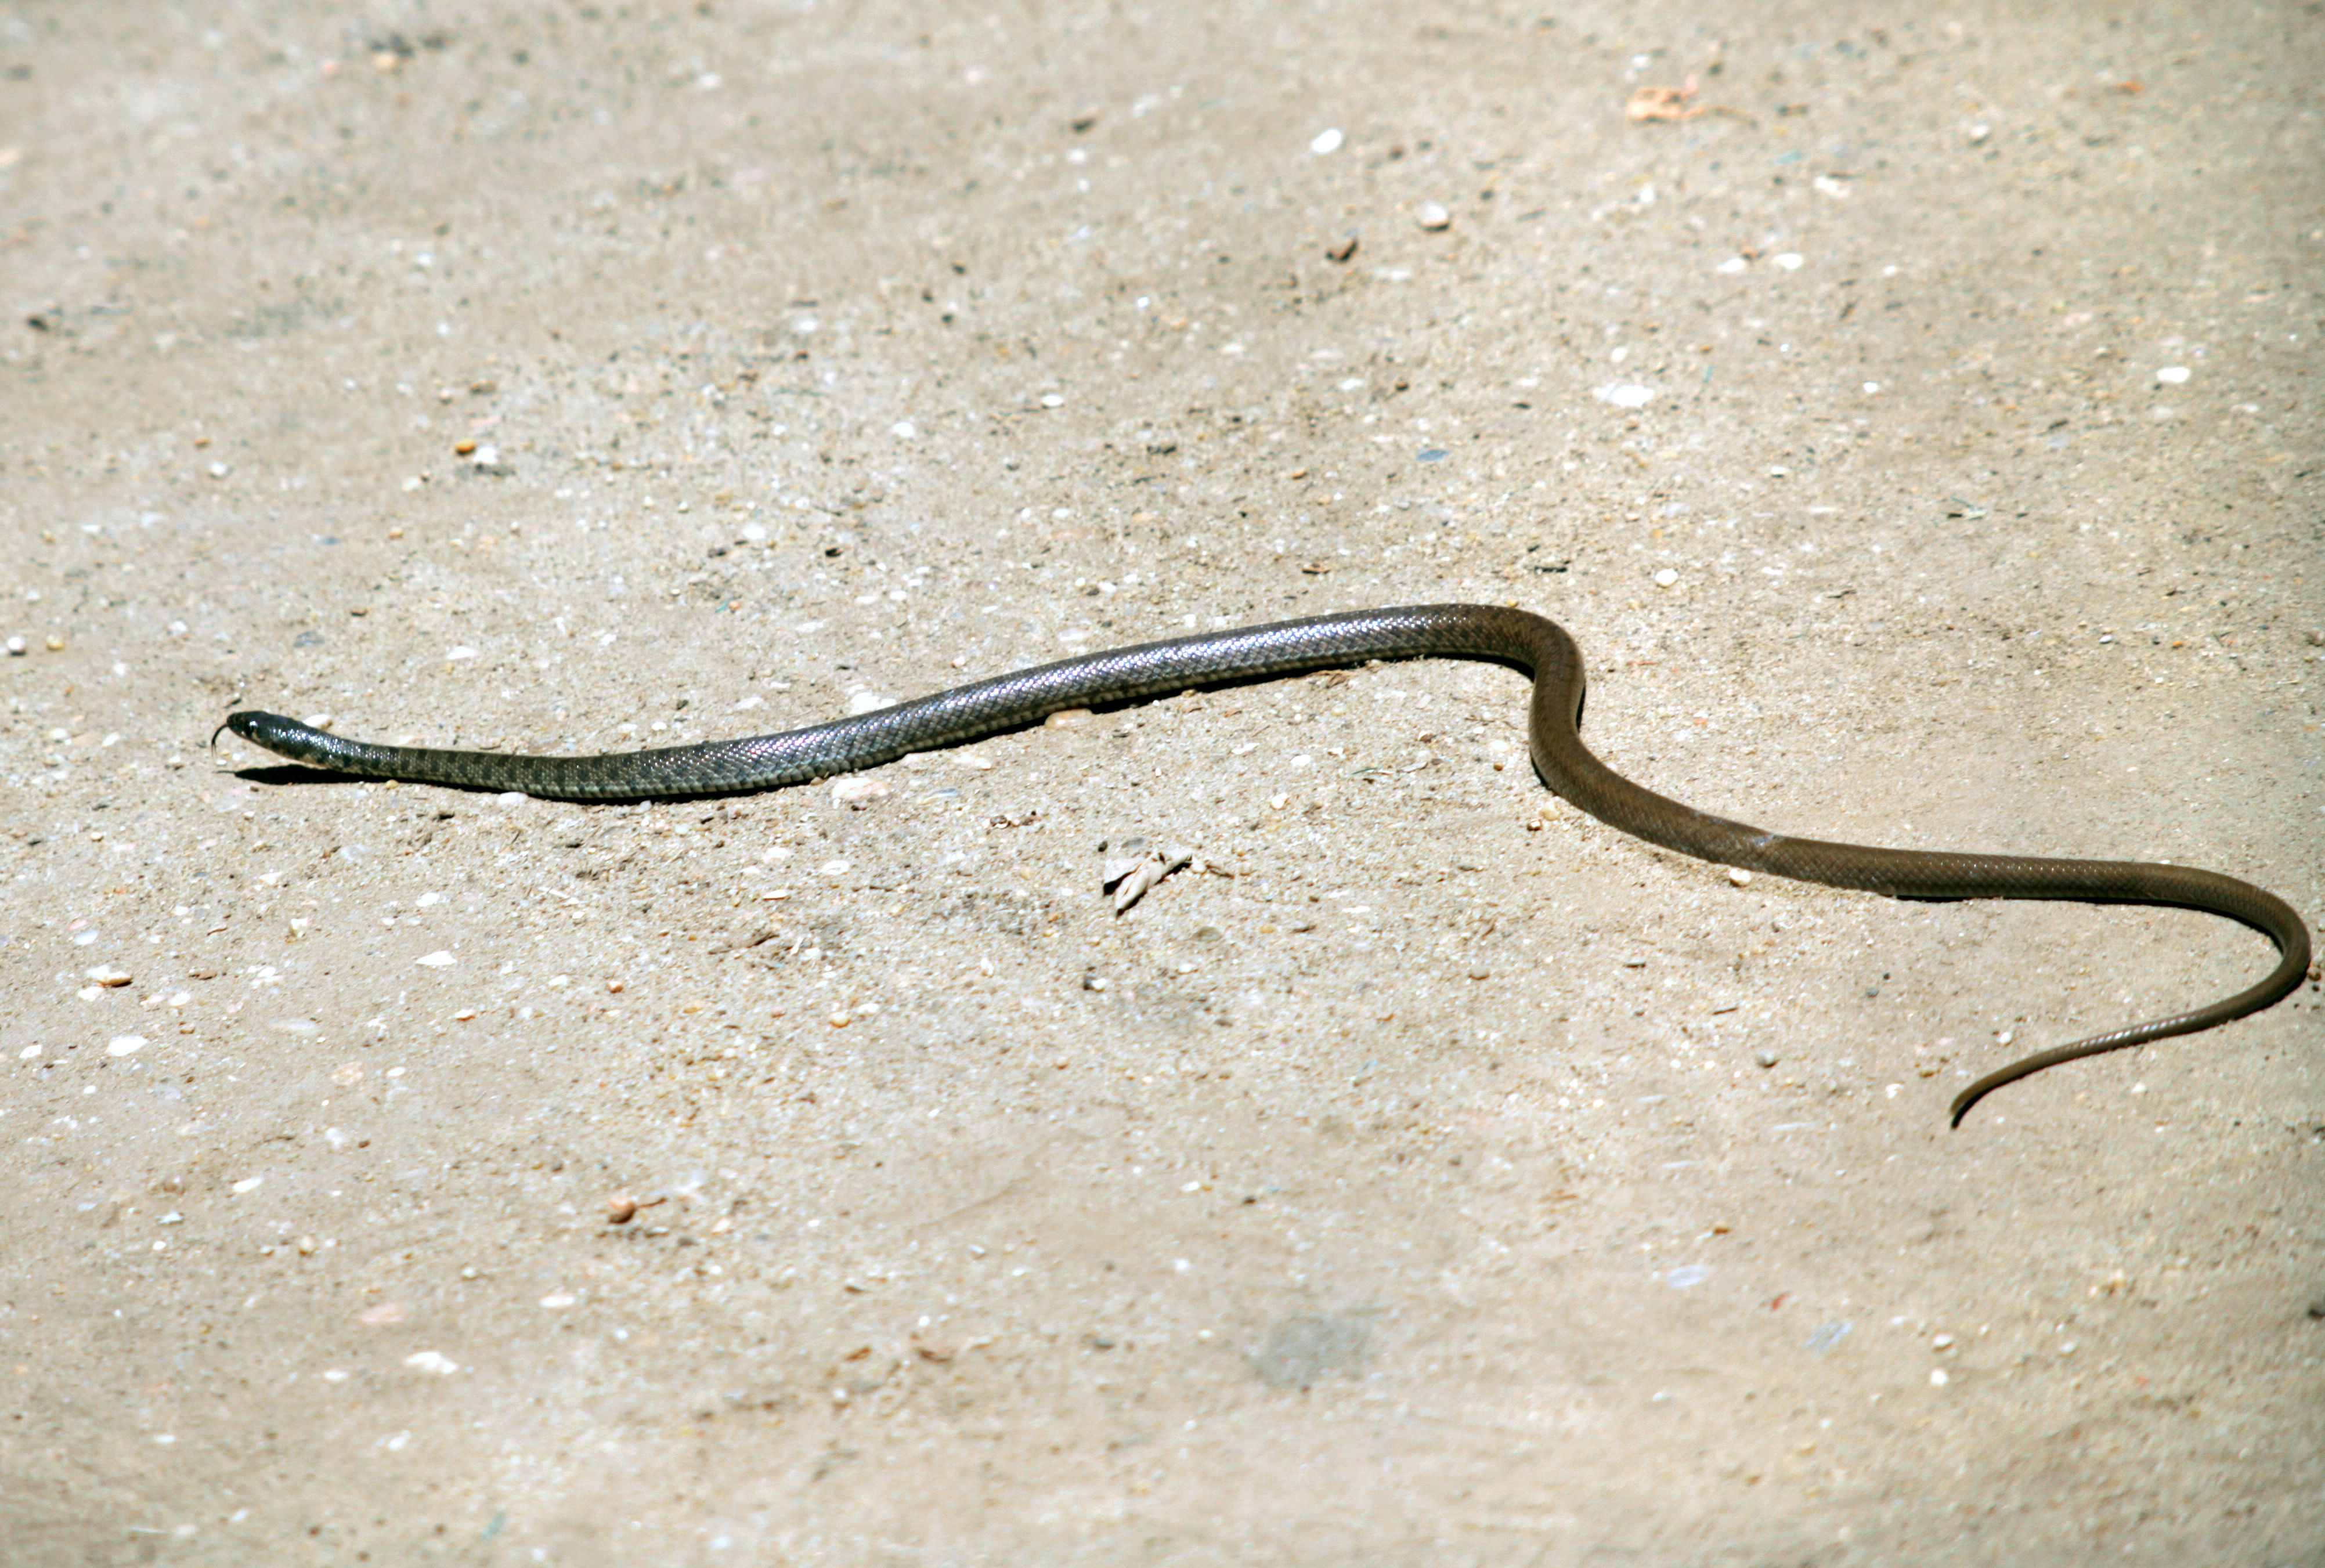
221,603,2309,1125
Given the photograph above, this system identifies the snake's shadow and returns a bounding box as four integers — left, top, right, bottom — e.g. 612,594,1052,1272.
229,764,373,789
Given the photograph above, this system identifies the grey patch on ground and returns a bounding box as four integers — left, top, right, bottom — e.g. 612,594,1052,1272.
1251,1312,1373,1390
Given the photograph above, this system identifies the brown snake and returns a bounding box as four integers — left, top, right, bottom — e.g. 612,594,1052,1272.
221,603,2310,1125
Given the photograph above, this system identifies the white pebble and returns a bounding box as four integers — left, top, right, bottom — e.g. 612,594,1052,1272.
890,420,916,439
445,646,478,660
232,1176,264,1194
1652,568,1679,588
1929,1368,1948,1386
2155,365,2190,384
1863,382,1881,395
1772,253,1803,270
819,858,851,876
1039,393,1065,408
415,951,456,968
496,792,527,807
1309,128,1343,155
539,1292,576,1309
1597,383,1654,409
1726,868,1752,886
107,1035,147,1057
1714,256,1748,275
1415,201,1451,230
402,1350,459,1375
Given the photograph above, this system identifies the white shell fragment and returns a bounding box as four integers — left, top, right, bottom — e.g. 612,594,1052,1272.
1102,836,1195,913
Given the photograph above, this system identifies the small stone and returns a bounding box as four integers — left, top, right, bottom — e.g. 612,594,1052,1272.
606,1195,638,1224
1771,252,1803,270
1309,128,1344,155
1754,1049,1779,1068
1932,1334,1955,1350
4,634,24,655
44,635,64,652
403,1350,458,1375
1929,1368,1948,1386
1652,568,1679,588
107,1035,147,1057
2155,365,2190,384
1414,201,1451,230
415,951,456,968
86,966,133,987
1726,868,1752,887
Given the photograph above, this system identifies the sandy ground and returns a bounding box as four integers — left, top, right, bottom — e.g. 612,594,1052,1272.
3,1,2321,1563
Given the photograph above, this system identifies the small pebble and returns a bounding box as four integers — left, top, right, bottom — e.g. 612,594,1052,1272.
1652,568,1679,588
86,966,133,987
1726,868,1752,886
1929,1368,1948,1386
4,634,24,655
1932,1334,1955,1350
1309,128,1343,154
107,1035,147,1057
2155,365,2190,384
415,951,456,968
1414,201,1451,230
403,1351,458,1375
606,1196,638,1224
1771,252,1803,270
1597,383,1654,409
1754,1049,1779,1068
1715,256,1747,275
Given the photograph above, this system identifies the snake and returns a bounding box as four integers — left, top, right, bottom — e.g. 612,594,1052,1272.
219,602,2309,1126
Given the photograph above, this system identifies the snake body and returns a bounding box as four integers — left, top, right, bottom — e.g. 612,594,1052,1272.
221,603,2309,1125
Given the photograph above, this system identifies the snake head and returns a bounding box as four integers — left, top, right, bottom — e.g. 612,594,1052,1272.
214,710,315,755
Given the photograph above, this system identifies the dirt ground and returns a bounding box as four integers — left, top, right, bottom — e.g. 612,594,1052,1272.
3,1,2320,1563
